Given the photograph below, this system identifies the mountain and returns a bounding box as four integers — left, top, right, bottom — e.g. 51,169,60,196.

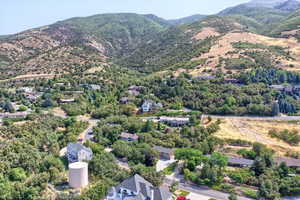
270,9,300,39
168,14,207,25
246,0,289,8
275,0,300,11
219,4,290,25
1,6,300,80
0,13,167,80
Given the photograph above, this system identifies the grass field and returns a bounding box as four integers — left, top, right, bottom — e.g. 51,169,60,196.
214,117,300,156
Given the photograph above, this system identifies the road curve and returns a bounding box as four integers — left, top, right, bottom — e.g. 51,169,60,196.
164,178,254,200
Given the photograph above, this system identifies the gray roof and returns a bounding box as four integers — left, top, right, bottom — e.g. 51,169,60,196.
116,174,171,200
275,157,300,167
154,186,172,200
228,156,254,166
67,143,92,154
119,174,152,196
154,145,173,154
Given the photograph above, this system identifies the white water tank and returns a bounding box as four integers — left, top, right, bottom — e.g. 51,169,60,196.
69,162,88,189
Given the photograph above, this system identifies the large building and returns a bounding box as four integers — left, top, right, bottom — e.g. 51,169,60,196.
67,143,93,163
106,174,172,200
159,116,189,127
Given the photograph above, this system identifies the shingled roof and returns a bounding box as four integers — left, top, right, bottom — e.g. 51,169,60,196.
114,174,172,200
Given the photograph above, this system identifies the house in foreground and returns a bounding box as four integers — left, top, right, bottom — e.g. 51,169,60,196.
106,174,172,200
153,146,174,160
67,143,93,163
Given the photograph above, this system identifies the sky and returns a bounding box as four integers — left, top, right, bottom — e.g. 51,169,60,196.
1,0,250,35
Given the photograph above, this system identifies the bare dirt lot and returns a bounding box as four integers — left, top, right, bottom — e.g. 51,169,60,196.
214,117,300,156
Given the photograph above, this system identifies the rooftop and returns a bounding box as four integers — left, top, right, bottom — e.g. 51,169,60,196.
153,145,173,154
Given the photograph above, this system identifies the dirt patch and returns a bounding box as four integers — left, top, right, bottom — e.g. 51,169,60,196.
85,66,103,74
0,74,55,82
215,118,300,156
193,27,220,40
185,32,300,76
281,29,300,36
51,107,67,118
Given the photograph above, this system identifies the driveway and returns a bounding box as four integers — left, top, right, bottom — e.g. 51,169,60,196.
156,159,175,172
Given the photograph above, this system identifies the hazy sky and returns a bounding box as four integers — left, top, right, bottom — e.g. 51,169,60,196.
1,0,250,35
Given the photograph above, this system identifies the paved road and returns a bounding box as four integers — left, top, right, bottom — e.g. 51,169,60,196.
206,114,300,121
165,178,253,200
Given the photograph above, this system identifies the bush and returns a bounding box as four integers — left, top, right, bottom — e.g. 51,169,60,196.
268,129,300,145
242,188,258,199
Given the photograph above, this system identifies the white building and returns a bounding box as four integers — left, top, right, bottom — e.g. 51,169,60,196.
69,162,88,189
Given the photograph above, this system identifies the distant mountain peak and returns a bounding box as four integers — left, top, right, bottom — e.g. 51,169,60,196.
247,0,300,9
247,0,289,7
274,0,300,11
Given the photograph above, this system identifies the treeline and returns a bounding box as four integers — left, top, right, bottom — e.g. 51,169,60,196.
239,67,300,85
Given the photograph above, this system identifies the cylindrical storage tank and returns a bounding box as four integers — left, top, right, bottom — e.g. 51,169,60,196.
69,162,88,189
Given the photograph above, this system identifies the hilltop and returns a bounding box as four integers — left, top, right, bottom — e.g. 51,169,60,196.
0,4,300,79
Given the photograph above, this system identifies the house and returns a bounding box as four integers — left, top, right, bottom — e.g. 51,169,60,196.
153,146,174,160
224,78,239,84
120,97,130,104
159,116,189,127
227,156,300,168
196,75,216,80
66,143,93,163
17,87,34,93
59,98,75,104
227,156,254,167
270,85,285,91
107,174,172,200
89,84,101,90
128,89,140,96
142,101,153,112
274,157,300,168
141,100,163,113
79,84,101,90
0,111,30,119
120,132,139,142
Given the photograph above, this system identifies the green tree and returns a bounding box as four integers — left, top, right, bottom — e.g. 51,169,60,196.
9,168,27,182
258,179,280,200
228,193,238,200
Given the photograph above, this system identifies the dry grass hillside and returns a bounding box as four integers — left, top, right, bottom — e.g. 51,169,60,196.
174,24,300,76
214,117,300,156
0,24,107,80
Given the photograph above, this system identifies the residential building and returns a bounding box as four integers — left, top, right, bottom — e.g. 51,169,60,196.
159,116,189,127
153,146,174,160
106,174,172,200
142,101,153,112
120,132,139,142
141,100,163,113
66,143,93,163
0,111,29,119
196,75,216,80
120,97,130,104
59,98,75,104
